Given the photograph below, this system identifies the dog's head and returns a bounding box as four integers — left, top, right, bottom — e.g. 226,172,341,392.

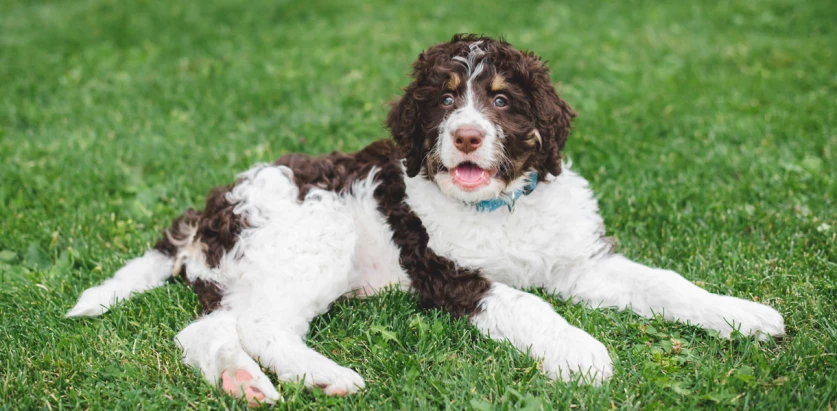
387,34,576,203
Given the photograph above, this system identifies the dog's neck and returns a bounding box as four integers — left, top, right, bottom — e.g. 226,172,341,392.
475,172,539,213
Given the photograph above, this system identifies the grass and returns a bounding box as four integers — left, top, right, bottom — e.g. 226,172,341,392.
1,0,835,409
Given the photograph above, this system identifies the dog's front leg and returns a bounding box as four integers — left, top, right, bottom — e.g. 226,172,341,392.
470,283,614,383
376,165,612,383
554,254,785,339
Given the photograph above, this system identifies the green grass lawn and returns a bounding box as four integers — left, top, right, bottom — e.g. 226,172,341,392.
1,0,835,409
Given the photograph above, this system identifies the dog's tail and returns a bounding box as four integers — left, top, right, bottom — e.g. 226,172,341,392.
65,249,176,317
65,214,201,317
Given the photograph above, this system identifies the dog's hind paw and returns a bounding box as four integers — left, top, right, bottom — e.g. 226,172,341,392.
65,284,113,317
221,369,278,407
217,344,281,406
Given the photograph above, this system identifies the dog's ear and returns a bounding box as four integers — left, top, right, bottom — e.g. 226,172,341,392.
387,80,424,178
388,39,465,178
521,52,576,177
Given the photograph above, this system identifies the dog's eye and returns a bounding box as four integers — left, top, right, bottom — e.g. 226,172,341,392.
493,95,509,108
441,94,455,107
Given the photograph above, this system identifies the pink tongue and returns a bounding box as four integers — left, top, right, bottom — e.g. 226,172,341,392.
453,163,489,189
456,164,485,182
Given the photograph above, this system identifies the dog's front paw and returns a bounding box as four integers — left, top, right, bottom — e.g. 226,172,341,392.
539,326,614,385
299,364,366,396
708,296,785,340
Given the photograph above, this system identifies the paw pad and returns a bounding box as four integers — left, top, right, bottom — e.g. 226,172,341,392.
222,369,267,407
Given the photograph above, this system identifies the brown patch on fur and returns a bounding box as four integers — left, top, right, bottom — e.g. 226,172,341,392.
195,185,246,268
367,146,492,317
491,74,507,92
277,140,492,317
188,278,224,311
154,186,244,312
274,140,397,199
446,72,461,90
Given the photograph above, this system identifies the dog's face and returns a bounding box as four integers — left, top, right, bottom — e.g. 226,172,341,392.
388,34,576,203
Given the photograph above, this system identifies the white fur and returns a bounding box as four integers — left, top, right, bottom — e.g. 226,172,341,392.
559,255,785,339
405,167,611,289
69,159,785,398
471,283,612,383
176,310,281,404
438,98,498,172
344,172,411,297
66,249,173,317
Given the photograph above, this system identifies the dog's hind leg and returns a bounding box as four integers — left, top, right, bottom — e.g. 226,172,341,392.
226,252,366,396
225,236,366,396
215,166,365,395
235,311,366,396
176,310,281,406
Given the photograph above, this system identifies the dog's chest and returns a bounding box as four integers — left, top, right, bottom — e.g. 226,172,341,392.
403,171,609,288
403,181,553,288
427,210,556,287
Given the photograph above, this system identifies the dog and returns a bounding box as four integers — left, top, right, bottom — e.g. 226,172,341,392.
67,34,785,405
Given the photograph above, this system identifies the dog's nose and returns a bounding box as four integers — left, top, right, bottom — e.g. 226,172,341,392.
453,127,484,154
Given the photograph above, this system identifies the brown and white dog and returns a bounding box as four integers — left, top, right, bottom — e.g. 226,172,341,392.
67,34,785,405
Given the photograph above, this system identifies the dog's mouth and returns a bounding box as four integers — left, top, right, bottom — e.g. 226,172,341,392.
443,161,496,191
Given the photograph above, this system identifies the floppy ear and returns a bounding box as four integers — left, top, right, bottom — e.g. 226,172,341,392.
523,52,576,178
388,39,465,178
386,82,424,178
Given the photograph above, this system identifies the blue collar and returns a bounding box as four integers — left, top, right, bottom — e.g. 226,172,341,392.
475,172,539,212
